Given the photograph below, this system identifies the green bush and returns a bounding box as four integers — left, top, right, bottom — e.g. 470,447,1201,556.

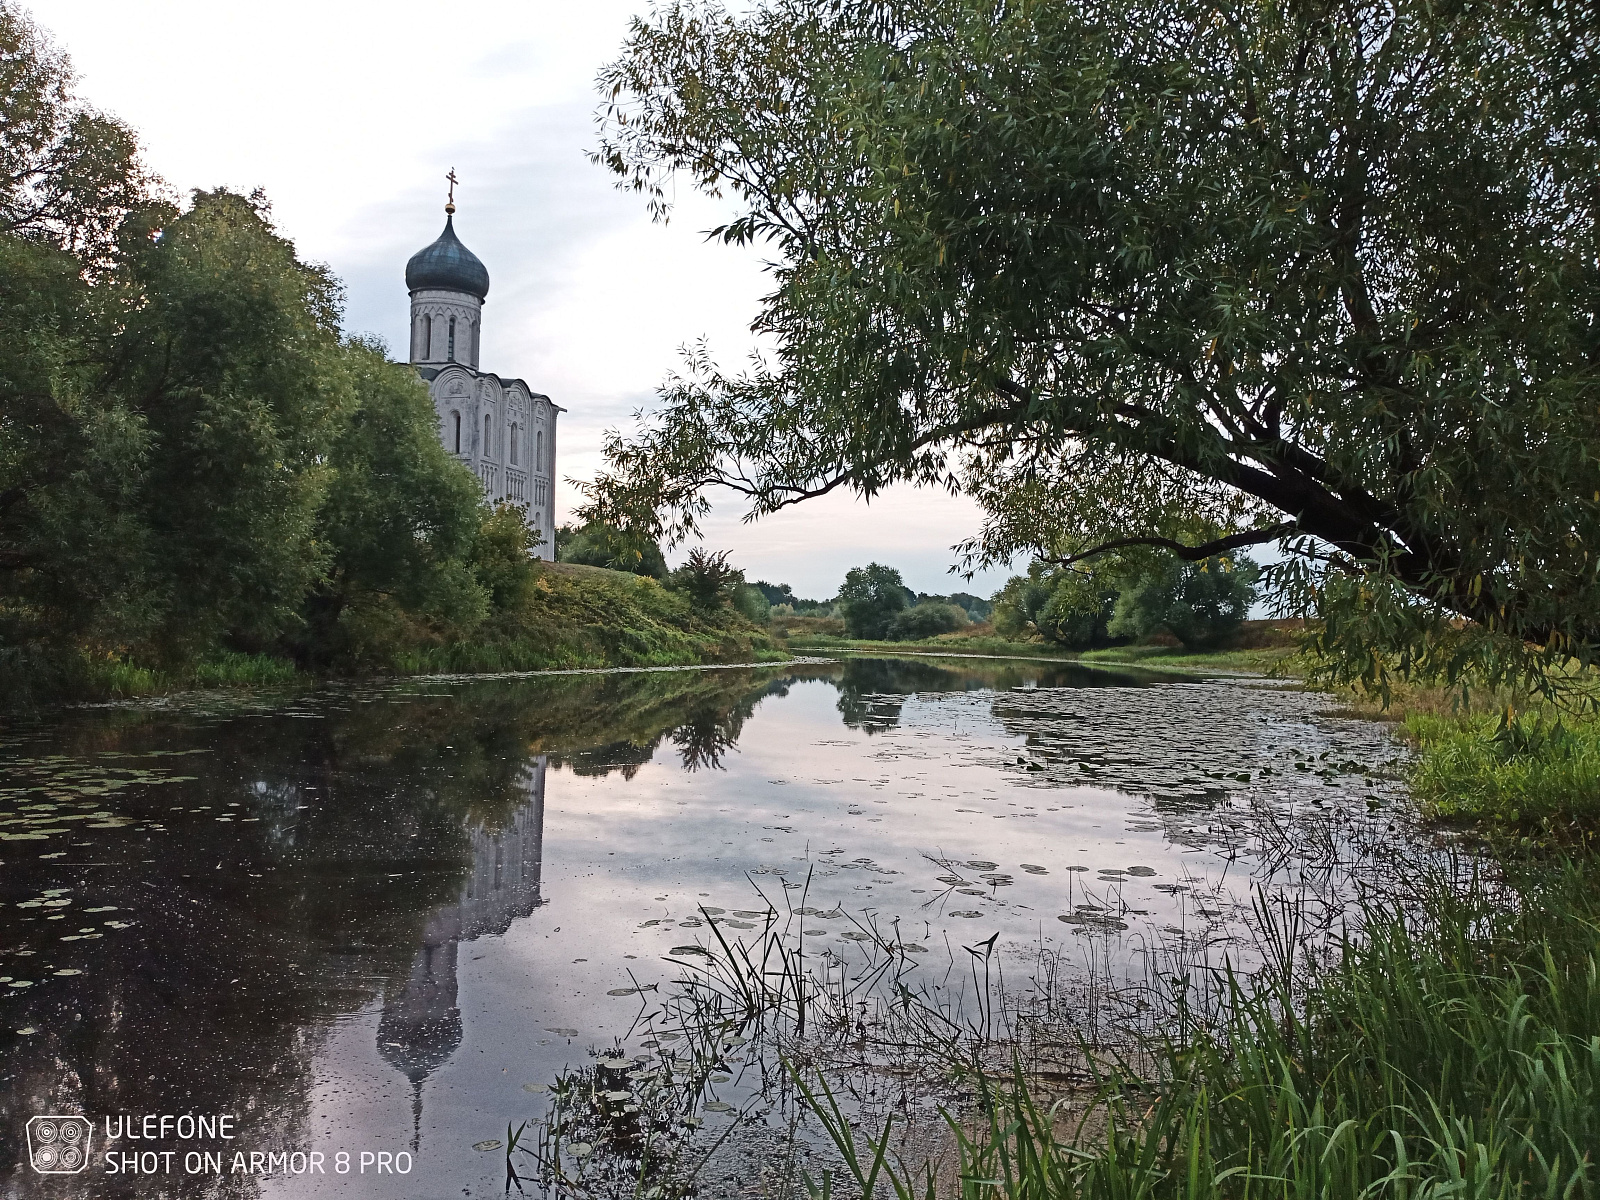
992,566,1057,640
885,601,967,641
991,563,1119,648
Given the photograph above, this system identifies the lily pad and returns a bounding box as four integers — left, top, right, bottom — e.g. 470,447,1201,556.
472,1140,501,1152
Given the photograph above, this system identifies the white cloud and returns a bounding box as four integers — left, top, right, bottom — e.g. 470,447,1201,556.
27,0,1019,599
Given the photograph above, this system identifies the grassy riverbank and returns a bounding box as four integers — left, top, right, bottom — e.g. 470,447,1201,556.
385,562,784,675
1407,713,1600,838
774,618,1302,675
6,562,783,707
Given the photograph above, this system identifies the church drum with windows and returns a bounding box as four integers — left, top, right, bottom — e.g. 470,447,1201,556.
405,199,561,555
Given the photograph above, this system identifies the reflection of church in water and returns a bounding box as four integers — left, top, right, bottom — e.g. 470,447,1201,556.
377,758,547,1149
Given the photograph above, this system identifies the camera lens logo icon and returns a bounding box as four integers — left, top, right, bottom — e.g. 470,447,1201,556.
27,1116,93,1174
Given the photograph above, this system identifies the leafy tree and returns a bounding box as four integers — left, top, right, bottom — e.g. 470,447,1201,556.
1109,555,1260,650
115,189,348,657
946,592,992,622
560,521,669,578
755,580,833,614
992,566,1057,642
1036,573,1121,649
667,547,744,612
554,523,580,559
1,2,149,266
1,4,157,668
992,563,1118,648
305,340,489,657
753,580,799,607
584,0,1600,700
836,563,908,639
1,16,510,683
0,233,151,658
3,188,343,662
886,601,966,641
468,505,542,615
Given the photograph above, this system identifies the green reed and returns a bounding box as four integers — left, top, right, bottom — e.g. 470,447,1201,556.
800,857,1600,1200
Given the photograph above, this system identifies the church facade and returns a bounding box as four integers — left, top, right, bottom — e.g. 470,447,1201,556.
406,203,561,556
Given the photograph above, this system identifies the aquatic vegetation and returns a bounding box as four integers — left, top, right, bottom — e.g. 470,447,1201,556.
0,749,195,843
803,857,1600,1200
502,851,1600,1200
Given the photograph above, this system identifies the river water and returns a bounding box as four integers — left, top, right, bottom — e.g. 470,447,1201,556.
0,655,1418,1198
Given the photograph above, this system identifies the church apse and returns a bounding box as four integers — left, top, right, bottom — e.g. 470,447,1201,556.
377,756,548,1151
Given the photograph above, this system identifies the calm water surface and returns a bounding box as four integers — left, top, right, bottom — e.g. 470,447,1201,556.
0,656,1416,1198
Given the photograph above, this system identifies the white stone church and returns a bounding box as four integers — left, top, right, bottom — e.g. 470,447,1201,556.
406,202,561,556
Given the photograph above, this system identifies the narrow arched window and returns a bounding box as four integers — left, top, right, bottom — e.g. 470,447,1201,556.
510,425,519,465
536,429,543,470
448,315,456,362
484,413,492,456
422,313,433,359
450,410,461,454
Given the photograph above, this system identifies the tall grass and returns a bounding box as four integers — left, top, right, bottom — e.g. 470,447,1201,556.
1409,713,1600,830
804,859,1599,1200
67,649,303,699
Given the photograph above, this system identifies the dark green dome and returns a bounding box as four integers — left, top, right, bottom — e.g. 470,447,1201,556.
405,214,489,300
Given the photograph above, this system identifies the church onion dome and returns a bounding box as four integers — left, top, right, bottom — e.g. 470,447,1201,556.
405,214,489,300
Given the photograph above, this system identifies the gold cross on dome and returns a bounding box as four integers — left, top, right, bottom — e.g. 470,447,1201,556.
446,168,459,212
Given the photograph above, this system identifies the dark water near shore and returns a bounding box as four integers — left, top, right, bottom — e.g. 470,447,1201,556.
0,655,1416,1197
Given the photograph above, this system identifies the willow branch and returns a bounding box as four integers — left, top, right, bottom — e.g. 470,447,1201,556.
1043,522,1300,568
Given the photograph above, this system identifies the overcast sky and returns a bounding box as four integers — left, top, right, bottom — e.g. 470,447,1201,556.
25,0,1017,600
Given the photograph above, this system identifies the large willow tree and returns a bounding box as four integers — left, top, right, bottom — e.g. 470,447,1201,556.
584,0,1599,696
